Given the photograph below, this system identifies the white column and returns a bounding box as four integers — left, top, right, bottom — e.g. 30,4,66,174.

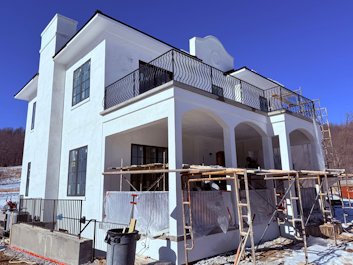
278,131,293,170
223,126,237,192
223,126,237,168
262,136,275,169
271,115,293,170
168,108,183,237
312,121,325,170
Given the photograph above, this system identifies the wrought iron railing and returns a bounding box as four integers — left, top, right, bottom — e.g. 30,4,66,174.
105,49,315,119
264,86,315,119
18,197,83,236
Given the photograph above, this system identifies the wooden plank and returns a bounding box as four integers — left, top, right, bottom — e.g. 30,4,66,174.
128,218,136,233
103,168,223,175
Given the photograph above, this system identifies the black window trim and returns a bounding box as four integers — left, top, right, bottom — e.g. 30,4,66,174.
25,162,31,196
31,102,36,130
72,59,91,107
130,143,168,165
67,145,88,197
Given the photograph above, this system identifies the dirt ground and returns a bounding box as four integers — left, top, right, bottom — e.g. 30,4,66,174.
0,250,37,265
1,228,353,265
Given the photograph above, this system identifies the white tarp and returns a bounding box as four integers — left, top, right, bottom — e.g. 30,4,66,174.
104,191,169,237
186,191,235,236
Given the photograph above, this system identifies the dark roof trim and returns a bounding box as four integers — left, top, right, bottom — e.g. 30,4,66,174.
14,73,39,97
232,66,282,88
53,10,179,59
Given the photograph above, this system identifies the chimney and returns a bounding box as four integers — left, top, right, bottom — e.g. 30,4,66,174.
40,14,78,55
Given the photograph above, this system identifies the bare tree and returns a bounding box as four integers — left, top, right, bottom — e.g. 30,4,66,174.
331,115,353,172
0,128,25,167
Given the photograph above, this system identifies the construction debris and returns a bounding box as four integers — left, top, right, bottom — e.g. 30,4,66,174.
195,232,353,265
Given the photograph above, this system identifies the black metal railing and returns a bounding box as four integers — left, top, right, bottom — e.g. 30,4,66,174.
264,86,315,119
18,197,83,236
105,49,315,119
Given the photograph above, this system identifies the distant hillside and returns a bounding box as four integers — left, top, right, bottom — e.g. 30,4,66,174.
0,128,24,167
331,118,353,173
0,166,21,205
0,166,21,179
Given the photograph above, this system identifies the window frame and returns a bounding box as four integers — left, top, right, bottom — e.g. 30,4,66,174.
67,146,88,197
31,102,36,130
72,60,91,106
131,144,168,165
25,162,31,196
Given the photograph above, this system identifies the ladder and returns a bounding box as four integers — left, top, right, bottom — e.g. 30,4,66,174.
258,173,308,265
233,172,255,265
274,177,306,241
181,183,194,265
181,172,256,265
314,100,338,169
294,173,309,263
317,174,334,223
320,174,337,244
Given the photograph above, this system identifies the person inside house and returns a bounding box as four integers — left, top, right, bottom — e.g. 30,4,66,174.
246,156,259,169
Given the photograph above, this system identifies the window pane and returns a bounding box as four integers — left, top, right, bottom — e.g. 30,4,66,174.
145,147,156,164
157,148,167,163
131,144,168,166
72,60,90,106
31,102,36,130
25,162,31,196
73,77,81,87
67,146,87,196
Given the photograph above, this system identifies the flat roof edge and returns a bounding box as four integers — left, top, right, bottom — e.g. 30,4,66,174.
14,73,39,100
53,10,178,60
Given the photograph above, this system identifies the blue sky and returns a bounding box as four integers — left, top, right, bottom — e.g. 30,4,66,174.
1,1,352,128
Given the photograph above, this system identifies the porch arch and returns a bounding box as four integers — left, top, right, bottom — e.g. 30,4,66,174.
289,128,317,170
234,122,267,168
182,109,226,166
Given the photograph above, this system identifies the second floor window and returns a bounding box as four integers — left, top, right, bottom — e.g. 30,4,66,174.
72,60,90,106
31,102,36,130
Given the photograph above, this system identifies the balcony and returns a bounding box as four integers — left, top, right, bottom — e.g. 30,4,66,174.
104,49,315,119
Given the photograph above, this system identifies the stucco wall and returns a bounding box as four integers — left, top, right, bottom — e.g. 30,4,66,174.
20,98,36,195
183,134,224,165
57,40,106,225
105,34,170,86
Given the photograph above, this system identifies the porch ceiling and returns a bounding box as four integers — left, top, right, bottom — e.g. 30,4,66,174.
235,123,262,140
183,112,223,139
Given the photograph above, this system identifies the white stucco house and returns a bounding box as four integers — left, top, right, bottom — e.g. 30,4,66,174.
15,11,326,264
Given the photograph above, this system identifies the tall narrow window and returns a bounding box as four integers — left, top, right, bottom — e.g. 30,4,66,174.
67,146,87,196
72,60,90,106
31,102,36,130
25,162,31,196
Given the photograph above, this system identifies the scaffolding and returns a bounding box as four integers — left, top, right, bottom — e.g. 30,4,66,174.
181,169,255,265
314,100,339,169
102,166,352,265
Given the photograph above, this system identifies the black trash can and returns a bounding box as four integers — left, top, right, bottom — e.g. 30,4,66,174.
105,229,140,265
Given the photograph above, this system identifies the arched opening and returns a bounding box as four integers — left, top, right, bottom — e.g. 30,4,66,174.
182,110,225,166
289,129,316,170
235,123,265,168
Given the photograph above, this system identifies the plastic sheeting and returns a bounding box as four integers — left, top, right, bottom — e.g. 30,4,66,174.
240,189,275,225
104,190,279,238
104,191,169,237
186,191,235,237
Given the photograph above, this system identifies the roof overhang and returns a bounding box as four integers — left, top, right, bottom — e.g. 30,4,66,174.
14,73,38,101
53,11,174,65
230,67,282,90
